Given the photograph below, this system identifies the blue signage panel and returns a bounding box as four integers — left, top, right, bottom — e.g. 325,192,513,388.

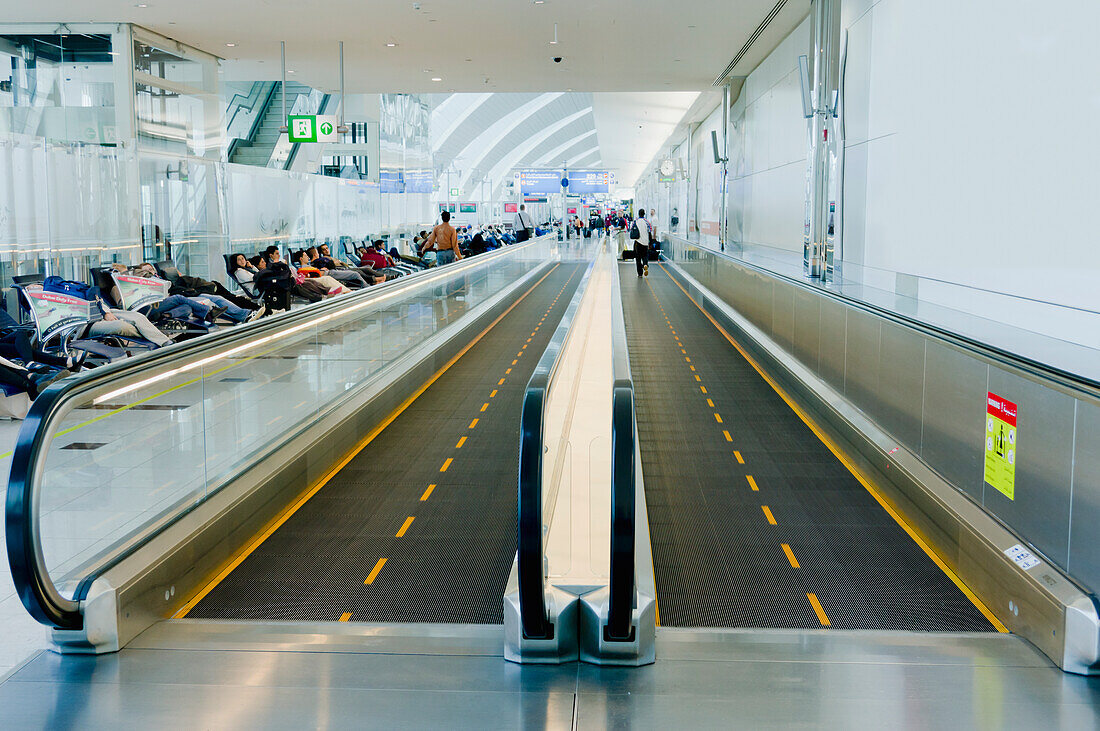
380,169,403,193
567,170,612,194
405,169,433,194
518,170,562,196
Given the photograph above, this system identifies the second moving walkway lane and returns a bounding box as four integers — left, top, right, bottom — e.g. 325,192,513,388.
620,262,999,631
181,262,586,623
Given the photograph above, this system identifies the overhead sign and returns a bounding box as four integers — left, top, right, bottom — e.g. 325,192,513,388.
567,170,613,194
504,203,518,213
984,393,1018,500
523,195,548,203
287,114,339,143
518,171,562,196
439,203,456,213
460,203,477,213
450,187,460,196
380,170,403,194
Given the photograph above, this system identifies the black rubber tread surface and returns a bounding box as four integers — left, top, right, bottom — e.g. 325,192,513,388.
621,262,994,631
190,263,586,623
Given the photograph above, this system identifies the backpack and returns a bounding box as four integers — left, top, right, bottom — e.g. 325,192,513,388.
43,275,98,301
629,221,640,240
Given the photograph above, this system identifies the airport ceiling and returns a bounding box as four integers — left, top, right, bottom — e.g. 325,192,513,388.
12,0,809,92
10,0,810,187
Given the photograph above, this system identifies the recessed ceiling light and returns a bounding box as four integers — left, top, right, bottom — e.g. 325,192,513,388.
225,43,236,47
135,3,148,7
534,0,545,4
287,70,295,74
431,77,442,82
386,43,396,47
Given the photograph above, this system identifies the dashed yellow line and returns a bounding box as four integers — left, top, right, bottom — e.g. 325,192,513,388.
440,457,453,472
782,544,800,568
480,403,489,412
505,368,512,374
762,505,777,525
700,386,707,394
807,593,831,626
747,475,759,491
420,484,436,501
490,389,498,398
512,359,518,365
735,451,745,464
469,418,479,429
723,430,733,442
713,413,723,424
455,436,467,449
498,378,506,385
339,612,352,622
364,558,387,584
396,516,415,537
706,399,714,407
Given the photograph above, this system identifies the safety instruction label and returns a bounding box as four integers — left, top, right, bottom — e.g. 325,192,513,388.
984,392,1017,500
1004,544,1040,571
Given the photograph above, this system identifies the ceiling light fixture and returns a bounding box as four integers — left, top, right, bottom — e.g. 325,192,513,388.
225,43,236,47
431,77,442,82
287,70,295,74
550,22,559,45
386,43,396,47
134,3,148,7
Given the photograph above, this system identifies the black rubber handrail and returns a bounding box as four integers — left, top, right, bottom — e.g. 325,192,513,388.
516,257,596,640
6,236,554,630
605,258,636,642
664,234,1100,401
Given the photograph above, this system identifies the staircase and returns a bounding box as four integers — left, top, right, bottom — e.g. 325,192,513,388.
229,81,315,168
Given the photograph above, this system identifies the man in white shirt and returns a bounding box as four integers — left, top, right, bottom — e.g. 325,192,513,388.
632,208,653,277
514,204,534,242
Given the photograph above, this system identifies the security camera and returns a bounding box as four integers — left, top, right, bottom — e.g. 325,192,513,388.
552,57,563,63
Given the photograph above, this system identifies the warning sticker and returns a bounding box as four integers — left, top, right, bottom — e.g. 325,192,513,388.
1004,544,1041,571
984,393,1017,500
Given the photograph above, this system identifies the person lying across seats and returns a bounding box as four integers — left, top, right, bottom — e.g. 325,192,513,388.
129,262,260,313
309,245,384,287
287,250,357,295
114,263,262,324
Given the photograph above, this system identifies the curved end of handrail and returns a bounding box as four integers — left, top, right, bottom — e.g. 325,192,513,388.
517,384,552,640
606,379,636,641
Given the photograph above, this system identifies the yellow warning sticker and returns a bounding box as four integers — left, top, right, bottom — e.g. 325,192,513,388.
984,392,1017,500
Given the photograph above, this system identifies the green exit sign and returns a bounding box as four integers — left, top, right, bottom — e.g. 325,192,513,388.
288,114,339,143
450,187,459,196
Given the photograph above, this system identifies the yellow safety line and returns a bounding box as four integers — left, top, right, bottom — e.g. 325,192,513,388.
440,457,453,472
658,263,1008,633
455,436,467,449
396,516,415,537
489,389,498,398
172,263,562,618
723,430,733,442
468,419,479,429
480,403,489,412
807,593,831,626
762,506,777,525
746,475,759,491
364,558,387,584
713,413,723,424
734,451,745,464
420,484,436,501
339,612,352,622
782,543,800,568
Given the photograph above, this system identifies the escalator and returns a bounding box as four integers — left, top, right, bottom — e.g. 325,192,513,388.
620,261,999,631
183,263,585,623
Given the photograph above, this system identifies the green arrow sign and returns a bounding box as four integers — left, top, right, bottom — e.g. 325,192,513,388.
319,121,333,136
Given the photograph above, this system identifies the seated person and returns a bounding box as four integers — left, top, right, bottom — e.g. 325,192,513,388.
131,262,259,312
309,244,382,286
289,250,354,296
358,240,403,275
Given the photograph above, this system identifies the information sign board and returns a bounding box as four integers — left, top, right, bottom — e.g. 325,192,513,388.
566,170,613,194
984,392,1018,500
460,203,477,213
518,171,562,196
504,203,518,213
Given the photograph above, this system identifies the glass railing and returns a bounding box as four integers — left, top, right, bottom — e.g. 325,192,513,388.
6,235,557,629
670,235,1100,382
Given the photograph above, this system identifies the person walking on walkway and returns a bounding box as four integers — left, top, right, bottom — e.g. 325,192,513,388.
631,208,652,277
423,210,463,265
514,204,534,242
